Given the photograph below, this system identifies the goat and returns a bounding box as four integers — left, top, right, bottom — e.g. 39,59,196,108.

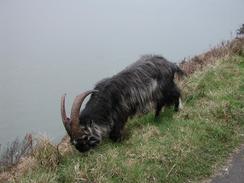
61,55,184,152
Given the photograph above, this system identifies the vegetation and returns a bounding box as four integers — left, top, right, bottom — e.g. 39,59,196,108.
237,24,244,36
0,134,33,172
0,37,244,183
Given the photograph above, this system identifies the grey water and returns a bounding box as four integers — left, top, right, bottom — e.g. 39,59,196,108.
0,0,244,146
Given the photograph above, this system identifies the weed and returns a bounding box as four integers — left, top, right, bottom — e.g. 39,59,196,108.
0,134,33,172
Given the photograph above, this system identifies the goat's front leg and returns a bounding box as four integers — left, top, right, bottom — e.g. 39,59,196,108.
109,120,125,142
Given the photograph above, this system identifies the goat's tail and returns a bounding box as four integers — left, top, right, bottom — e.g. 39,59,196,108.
173,64,187,79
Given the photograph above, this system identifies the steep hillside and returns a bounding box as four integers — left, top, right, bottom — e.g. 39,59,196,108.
1,38,244,183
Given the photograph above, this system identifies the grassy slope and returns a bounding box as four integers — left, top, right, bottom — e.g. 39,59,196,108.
18,56,244,183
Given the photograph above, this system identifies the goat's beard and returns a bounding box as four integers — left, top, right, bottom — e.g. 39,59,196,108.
72,123,111,152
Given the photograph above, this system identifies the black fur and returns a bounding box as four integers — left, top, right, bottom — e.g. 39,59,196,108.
75,55,184,152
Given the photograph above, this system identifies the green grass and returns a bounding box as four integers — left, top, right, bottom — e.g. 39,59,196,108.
19,56,244,183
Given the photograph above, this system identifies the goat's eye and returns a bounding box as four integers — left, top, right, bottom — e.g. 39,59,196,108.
89,136,96,141
83,136,88,141
88,137,99,147
72,140,77,145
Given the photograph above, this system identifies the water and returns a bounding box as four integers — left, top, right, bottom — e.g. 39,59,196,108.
0,0,244,145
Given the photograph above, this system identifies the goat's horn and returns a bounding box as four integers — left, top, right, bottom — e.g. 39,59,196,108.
61,94,72,136
69,90,98,138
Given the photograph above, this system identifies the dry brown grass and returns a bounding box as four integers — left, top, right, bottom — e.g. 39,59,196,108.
0,135,73,183
179,37,244,75
0,134,33,172
0,156,37,183
32,136,61,169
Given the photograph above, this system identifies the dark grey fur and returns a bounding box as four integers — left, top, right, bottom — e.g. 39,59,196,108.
72,55,184,152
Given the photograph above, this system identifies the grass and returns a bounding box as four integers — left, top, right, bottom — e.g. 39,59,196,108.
0,134,33,172
13,55,244,183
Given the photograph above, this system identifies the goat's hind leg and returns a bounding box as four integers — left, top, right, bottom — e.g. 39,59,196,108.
171,83,182,112
173,90,182,112
174,97,180,112
175,97,183,111
155,100,165,119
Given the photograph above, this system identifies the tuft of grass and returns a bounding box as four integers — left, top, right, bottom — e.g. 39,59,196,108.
32,136,61,169
20,168,58,183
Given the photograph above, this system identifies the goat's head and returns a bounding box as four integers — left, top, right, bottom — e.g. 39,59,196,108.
61,90,100,152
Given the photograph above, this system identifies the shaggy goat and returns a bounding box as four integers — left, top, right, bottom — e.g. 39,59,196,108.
61,55,184,152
